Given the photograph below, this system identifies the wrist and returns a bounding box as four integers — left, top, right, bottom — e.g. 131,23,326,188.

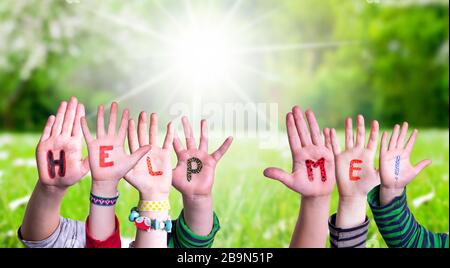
91,180,119,197
36,181,67,197
182,194,212,208
139,192,170,201
380,185,404,206
336,196,367,228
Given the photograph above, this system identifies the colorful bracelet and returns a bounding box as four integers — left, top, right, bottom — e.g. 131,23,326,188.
89,192,119,206
137,200,171,212
128,207,172,233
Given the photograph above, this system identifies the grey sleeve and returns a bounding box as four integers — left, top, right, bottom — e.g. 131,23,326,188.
18,217,86,248
328,213,370,248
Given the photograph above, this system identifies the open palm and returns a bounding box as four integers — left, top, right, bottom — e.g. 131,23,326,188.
36,97,89,188
172,117,233,198
380,122,431,190
80,102,150,182
329,115,380,198
125,112,173,199
264,107,335,197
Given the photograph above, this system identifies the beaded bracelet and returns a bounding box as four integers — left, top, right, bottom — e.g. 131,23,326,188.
90,192,119,206
128,207,172,233
137,200,171,212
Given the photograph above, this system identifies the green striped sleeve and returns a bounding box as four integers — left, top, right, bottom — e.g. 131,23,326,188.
368,185,448,248
168,209,220,248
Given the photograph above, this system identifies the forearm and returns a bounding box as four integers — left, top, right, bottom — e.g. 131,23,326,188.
290,195,331,248
133,210,168,248
336,196,367,228
379,185,404,206
133,191,170,248
182,195,213,236
88,181,118,241
21,181,66,241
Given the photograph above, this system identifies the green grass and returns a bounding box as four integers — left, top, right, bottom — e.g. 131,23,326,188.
0,130,448,248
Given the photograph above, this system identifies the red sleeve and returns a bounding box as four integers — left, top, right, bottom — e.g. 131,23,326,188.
85,215,122,248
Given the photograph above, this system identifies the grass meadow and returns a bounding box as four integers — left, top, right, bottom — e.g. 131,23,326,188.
0,130,448,248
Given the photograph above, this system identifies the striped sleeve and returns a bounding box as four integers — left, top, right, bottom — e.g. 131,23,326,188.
168,210,220,248
328,213,370,248
368,185,449,248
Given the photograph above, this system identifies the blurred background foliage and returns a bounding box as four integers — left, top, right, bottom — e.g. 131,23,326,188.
0,0,448,130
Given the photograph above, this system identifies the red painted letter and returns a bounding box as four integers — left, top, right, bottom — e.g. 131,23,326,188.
147,157,163,176
305,158,327,182
349,159,363,181
99,146,114,167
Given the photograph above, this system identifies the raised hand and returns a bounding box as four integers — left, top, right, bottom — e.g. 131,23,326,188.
172,117,233,198
125,112,174,200
36,97,89,188
264,107,335,197
328,115,379,228
23,97,89,241
80,102,151,183
379,122,431,205
329,115,380,198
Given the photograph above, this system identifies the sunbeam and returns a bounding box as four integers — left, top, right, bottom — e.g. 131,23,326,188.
235,40,363,55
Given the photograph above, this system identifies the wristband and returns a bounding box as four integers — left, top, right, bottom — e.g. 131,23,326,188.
128,207,172,233
90,192,119,206
138,200,170,212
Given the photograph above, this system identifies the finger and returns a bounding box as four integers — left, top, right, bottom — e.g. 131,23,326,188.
80,117,94,143
405,129,418,154
323,128,332,151
173,129,184,155
199,119,209,152
355,115,365,148
39,115,56,142
117,109,129,141
305,109,323,145
72,103,85,137
163,121,174,150
149,113,158,146
396,122,409,149
330,128,341,154
413,159,432,177
366,120,379,150
182,116,197,149
126,145,152,173
107,102,118,136
292,106,312,146
61,97,78,137
127,119,139,153
380,131,388,154
388,124,400,150
80,157,90,177
263,168,293,189
138,112,149,146
96,105,106,138
345,117,354,150
211,137,233,162
51,101,68,137
286,112,302,152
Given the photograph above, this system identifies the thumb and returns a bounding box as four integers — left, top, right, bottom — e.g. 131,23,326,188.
413,159,432,177
263,167,293,188
125,145,152,172
80,157,90,177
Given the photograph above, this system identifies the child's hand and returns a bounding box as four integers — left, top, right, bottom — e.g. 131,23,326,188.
264,107,335,197
330,115,380,198
36,97,89,189
172,117,233,198
379,122,431,205
80,102,151,187
328,115,379,228
125,112,174,200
